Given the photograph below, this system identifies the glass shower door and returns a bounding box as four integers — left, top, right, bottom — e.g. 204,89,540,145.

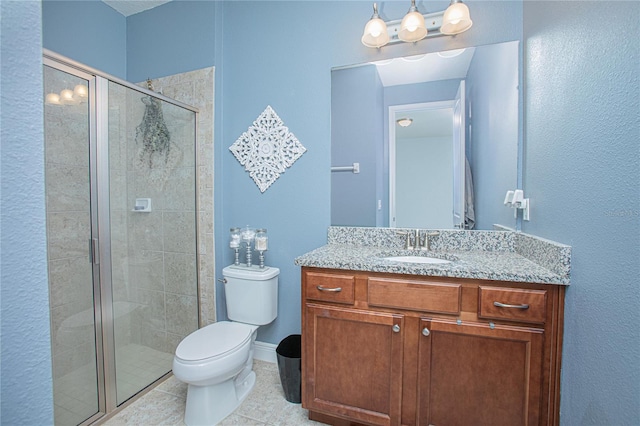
45,51,201,422
106,80,199,405
44,65,101,425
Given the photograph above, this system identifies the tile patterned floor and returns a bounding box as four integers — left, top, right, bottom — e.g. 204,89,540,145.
103,360,323,425
114,344,174,404
55,344,173,426
54,363,99,426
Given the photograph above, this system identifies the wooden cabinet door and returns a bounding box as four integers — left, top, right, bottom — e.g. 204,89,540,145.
304,304,404,426
416,318,544,426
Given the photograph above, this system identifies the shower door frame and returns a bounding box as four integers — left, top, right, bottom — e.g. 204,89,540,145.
44,49,201,423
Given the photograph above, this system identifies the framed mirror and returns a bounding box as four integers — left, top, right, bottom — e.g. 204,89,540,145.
331,40,521,230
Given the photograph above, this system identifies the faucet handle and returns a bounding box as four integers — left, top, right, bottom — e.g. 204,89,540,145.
419,231,441,251
417,231,427,249
395,230,414,250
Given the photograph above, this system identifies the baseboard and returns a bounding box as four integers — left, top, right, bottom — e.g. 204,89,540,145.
253,340,277,363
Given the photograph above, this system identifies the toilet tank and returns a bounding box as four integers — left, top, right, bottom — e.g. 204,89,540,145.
222,265,279,325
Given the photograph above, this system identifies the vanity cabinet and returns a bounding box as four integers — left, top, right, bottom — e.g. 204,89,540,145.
301,267,565,426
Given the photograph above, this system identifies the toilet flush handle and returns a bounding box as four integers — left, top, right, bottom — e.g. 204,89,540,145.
217,278,227,284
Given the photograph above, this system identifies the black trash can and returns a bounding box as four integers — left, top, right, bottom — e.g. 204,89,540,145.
276,334,302,403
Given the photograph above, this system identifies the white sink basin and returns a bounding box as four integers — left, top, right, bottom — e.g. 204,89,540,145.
384,256,452,264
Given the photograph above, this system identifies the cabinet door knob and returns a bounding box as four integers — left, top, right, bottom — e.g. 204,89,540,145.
392,324,400,333
422,327,430,336
316,285,342,292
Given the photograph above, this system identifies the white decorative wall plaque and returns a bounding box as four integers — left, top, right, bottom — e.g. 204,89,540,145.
229,105,306,192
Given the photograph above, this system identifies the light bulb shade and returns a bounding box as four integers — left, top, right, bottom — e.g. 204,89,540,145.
59,89,78,105
45,92,61,105
399,10,427,42
441,1,473,35
362,17,389,48
73,84,88,99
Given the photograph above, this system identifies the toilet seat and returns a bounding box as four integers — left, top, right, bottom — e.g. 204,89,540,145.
175,321,255,363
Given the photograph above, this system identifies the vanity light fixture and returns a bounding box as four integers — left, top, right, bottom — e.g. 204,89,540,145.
440,0,473,35
397,118,413,127
44,83,89,106
361,0,473,48
361,3,390,48
398,0,427,43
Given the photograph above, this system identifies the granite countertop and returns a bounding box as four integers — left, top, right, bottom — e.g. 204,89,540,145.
294,227,572,286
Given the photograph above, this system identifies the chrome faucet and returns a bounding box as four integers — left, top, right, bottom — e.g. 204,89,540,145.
414,229,421,249
397,229,440,250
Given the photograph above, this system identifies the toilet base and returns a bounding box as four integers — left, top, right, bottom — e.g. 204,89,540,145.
184,370,256,426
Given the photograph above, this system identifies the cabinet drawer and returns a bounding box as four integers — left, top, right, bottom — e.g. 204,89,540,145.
368,278,461,314
478,286,547,324
304,272,355,304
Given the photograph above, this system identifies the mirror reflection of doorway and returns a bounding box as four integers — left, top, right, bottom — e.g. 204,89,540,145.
389,80,466,229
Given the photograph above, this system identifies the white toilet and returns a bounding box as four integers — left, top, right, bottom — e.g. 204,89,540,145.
173,265,279,426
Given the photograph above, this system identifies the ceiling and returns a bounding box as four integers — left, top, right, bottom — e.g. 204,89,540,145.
102,0,172,16
373,47,475,87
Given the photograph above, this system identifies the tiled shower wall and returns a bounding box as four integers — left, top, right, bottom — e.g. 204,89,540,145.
109,79,201,355
111,66,216,354
144,67,216,329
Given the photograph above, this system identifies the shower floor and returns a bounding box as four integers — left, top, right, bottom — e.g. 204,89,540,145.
53,344,173,426
53,363,98,426
115,343,174,404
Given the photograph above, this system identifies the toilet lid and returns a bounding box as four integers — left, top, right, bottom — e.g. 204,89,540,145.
176,322,254,362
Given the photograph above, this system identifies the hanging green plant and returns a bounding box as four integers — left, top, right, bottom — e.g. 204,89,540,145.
136,80,171,168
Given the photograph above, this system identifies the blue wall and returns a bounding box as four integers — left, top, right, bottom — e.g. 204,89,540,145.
0,1,54,424
466,41,519,229
126,0,218,82
523,2,639,424
331,64,381,227
218,1,334,342
42,0,127,78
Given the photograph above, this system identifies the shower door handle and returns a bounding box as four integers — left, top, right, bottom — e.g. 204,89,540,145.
89,238,100,265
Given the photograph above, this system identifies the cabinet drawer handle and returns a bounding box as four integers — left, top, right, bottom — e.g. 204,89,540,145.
392,324,400,333
316,285,342,292
493,301,529,309
422,327,430,337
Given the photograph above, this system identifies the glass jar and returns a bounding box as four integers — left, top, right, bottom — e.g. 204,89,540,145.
229,227,241,249
241,226,255,245
255,229,268,251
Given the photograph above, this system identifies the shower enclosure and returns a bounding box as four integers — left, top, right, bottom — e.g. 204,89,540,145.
43,51,199,425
